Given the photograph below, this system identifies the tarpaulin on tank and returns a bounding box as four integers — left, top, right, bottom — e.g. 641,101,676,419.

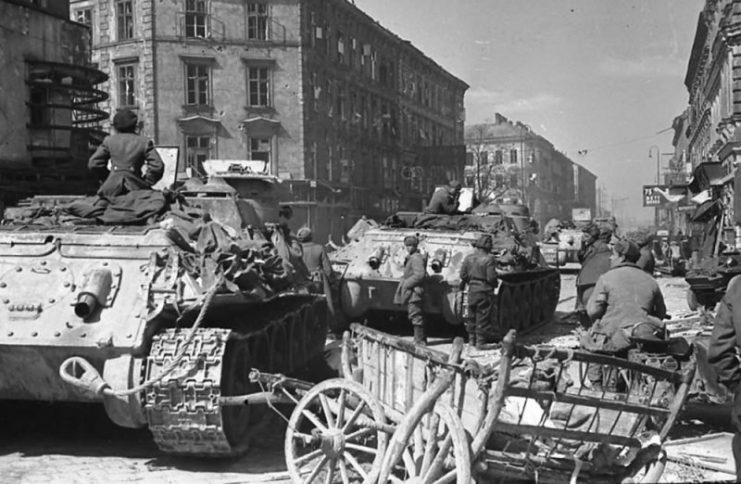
412,213,506,233
63,190,168,224
161,209,309,297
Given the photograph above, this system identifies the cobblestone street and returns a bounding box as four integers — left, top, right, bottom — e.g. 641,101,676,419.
0,274,712,483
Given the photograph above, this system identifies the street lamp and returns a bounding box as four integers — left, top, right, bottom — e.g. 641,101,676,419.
649,145,660,184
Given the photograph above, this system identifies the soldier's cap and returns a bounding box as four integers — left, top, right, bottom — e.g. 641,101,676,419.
112,108,138,132
296,227,312,242
614,239,640,263
448,180,462,190
403,235,419,246
472,234,493,251
582,223,600,237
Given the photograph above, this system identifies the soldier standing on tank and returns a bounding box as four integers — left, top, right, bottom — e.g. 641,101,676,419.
394,235,428,345
459,234,499,349
297,227,333,293
88,108,164,197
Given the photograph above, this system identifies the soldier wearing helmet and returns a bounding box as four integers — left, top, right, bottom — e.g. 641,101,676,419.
394,235,428,345
297,227,333,293
88,108,164,198
459,234,499,349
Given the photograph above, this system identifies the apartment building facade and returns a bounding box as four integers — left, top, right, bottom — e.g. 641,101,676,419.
70,0,468,240
465,113,596,229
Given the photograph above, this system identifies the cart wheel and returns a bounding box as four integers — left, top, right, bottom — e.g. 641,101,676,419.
285,378,387,484
378,403,472,484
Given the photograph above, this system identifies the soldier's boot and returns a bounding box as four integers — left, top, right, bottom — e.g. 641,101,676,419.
464,318,477,347
413,325,427,346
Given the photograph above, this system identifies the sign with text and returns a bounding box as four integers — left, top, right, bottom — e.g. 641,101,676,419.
642,185,688,207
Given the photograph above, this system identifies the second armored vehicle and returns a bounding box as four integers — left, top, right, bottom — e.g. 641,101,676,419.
329,203,560,334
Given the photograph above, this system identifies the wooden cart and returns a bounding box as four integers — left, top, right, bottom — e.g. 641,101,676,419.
277,323,695,483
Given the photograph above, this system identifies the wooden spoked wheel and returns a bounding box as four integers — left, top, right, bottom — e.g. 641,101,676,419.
378,403,472,484
285,378,388,484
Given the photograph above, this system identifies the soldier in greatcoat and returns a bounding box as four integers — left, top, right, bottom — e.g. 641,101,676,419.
459,234,499,348
394,235,427,345
88,108,164,198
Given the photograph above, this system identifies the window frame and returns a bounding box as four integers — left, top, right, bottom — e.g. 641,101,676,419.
115,0,134,41
117,62,138,108
74,7,92,27
248,136,272,164
246,65,271,107
185,135,213,174
184,62,212,106
184,0,209,39
247,3,268,40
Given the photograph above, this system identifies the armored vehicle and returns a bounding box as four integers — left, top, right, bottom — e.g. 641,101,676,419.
0,161,326,456
329,205,560,333
685,253,741,309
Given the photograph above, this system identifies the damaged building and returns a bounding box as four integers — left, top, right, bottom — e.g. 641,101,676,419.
70,0,468,241
0,0,108,203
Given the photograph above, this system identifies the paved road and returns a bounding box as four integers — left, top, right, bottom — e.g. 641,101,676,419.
0,274,698,483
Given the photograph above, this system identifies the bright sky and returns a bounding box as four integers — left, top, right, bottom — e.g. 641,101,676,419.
355,0,705,228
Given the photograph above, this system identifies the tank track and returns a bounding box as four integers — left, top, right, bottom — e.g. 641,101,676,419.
497,269,560,334
143,298,326,456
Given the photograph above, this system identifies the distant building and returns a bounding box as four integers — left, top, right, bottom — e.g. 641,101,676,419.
682,1,741,253
464,113,596,228
70,0,468,241
0,0,108,202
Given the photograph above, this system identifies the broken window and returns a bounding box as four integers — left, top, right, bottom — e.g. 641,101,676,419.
117,63,137,107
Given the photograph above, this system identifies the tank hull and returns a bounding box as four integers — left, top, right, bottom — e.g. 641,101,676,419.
331,213,560,333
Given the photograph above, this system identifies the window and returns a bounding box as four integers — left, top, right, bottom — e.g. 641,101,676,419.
247,3,268,40
247,66,270,107
510,174,518,187
249,137,271,164
117,63,137,107
185,63,210,105
185,135,212,173
337,32,345,64
185,0,208,38
510,149,518,164
495,150,503,165
74,8,92,27
116,0,133,40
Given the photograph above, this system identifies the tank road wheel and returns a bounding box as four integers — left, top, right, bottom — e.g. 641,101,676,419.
497,284,515,332
378,403,471,484
285,378,388,484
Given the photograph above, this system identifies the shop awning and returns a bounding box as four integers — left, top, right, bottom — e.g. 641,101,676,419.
688,162,727,193
691,199,720,222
